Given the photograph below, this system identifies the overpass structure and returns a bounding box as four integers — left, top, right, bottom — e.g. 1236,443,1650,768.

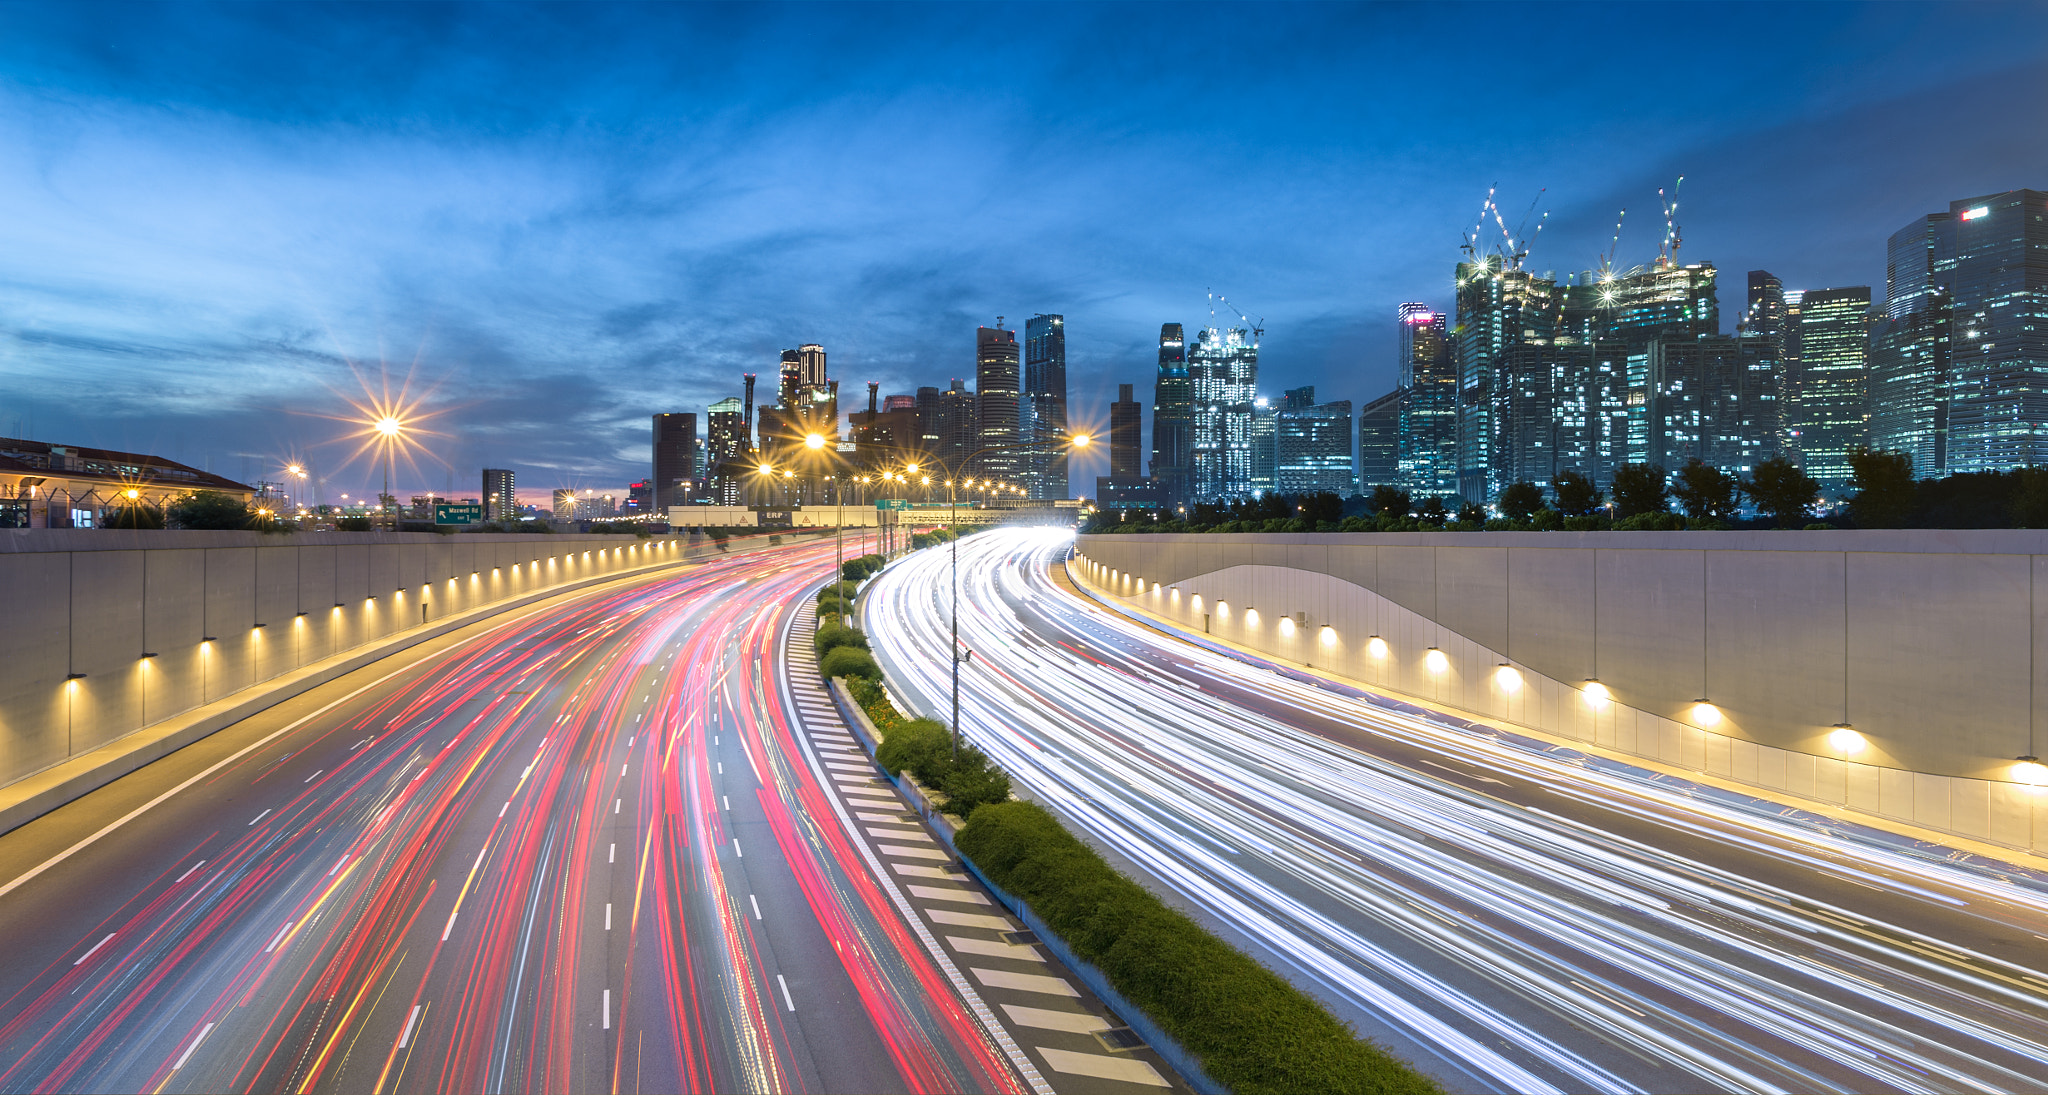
1074,529,2048,854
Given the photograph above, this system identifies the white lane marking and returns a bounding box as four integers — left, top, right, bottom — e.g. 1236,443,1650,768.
354,738,370,749
620,763,628,777
732,838,743,859
602,989,611,1030
717,762,723,774
608,843,616,864
329,855,349,877
714,735,719,745
175,861,206,885
266,921,295,953
304,770,323,783
520,764,533,779
442,910,460,941
248,809,272,826
614,799,621,814
172,1022,215,1070
498,801,510,818
627,736,635,745
74,933,116,965
777,974,795,1012
398,1004,422,1049
749,894,762,921
605,903,613,930
722,796,730,811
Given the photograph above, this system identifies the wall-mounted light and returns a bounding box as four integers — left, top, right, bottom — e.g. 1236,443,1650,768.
66,672,86,681
1319,625,1338,647
1581,679,1610,709
252,622,267,629
1366,635,1388,658
2014,756,2048,787
295,611,308,617
1691,700,1722,728
1828,724,1865,755
201,636,218,643
140,652,158,659
334,602,345,609
1277,616,1294,636
1244,607,1259,626
1494,663,1524,693
1190,595,1203,612
1424,647,1449,673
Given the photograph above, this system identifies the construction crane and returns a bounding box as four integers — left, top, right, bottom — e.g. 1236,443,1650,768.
1596,209,1628,282
1657,176,1684,267
1461,185,1548,272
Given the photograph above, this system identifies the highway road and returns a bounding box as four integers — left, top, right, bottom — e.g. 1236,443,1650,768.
0,536,1034,1094
862,527,2048,1095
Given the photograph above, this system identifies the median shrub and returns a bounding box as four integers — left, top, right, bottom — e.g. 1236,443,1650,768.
814,621,869,659
841,552,887,581
819,646,882,681
958,802,1443,1095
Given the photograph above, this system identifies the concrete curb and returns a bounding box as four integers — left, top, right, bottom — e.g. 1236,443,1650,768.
0,535,808,839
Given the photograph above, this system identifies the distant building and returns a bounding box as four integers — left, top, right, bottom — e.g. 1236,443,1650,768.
976,321,1022,483
0,437,253,528
1276,399,1356,495
1626,335,1782,479
1149,323,1195,505
482,467,516,521
1395,306,1457,497
652,412,697,512
1930,190,2048,472
882,393,916,413
936,379,978,472
1790,286,1872,493
1455,262,1559,500
625,480,653,515
1357,390,1402,490
705,396,748,506
1022,314,1070,498
1109,383,1144,478
552,488,576,519
849,382,918,475
1189,323,1258,499
1867,212,1961,477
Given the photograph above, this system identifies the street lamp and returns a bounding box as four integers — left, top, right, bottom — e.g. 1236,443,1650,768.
927,432,1091,759
373,416,404,529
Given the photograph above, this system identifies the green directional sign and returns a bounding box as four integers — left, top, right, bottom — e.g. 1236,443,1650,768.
435,503,483,525
875,499,913,510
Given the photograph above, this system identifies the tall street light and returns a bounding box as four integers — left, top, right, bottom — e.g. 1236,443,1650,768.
375,416,403,529
926,432,1089,759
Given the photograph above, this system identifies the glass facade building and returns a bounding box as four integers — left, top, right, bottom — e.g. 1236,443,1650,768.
1021,314,1070,498
651,412,697,513
1395,307,1458,496
1790,286,1872,494
1188,323,1258,499
975,323,1021,482
1941,190,2048,472
1149,323,1194,505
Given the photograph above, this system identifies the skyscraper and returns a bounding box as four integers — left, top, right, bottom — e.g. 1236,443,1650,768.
1395,306,1458,496
1454,261,1560,500
652,413,697,513
1790,286,1872,493
1744,271,1796,458
482,468,515,521
705,396,748,505
1148,323,1194,505
975,321,1021,482
1625,335,1781,477
1867,213,1961,476
1277,398,1357,495
1938,190,2048,472
1188,322,1258,499
1358,389,1402,490
1109,383,1143,478
937,379,978,471
1022,314,1070,498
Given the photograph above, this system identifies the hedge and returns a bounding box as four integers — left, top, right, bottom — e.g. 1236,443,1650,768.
839,676,1010,817
814,621,869,659
820,646,881,681
841,552,887,581
957,803,1444,1095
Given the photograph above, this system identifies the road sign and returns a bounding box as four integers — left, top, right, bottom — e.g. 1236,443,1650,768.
876,499,913,510
435,503,482,525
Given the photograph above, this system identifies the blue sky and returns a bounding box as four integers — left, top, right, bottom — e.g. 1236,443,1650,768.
1,2,2044,501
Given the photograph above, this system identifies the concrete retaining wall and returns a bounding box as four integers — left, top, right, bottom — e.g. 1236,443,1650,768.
1073,530,2048,854
0,529,716,791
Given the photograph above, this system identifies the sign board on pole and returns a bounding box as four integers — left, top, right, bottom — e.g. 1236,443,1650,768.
875,499,913,511
435,503,483,525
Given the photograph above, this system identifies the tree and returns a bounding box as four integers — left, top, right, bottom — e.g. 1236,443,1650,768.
2011,468,2048,528
1610,463,1669,518
1551,470,1601,517
1455,500,1486,525
1846,447,1916,527
1368,484,1411,518
1670,459,1740,520
168,491,253,530
1497,481,1544,523
104,504,165,530
1301,491,1344,525
1745,456,1820,527
1416,496,1449,527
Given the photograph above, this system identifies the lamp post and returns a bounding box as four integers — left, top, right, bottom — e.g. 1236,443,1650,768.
374,416,404,530
928,432,1090,759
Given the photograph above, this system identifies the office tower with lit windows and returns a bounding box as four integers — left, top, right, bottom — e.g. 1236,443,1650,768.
1625,335,1781,478
975,322,1021,483
1455,261,1561,500
652,413,697,513
1934,191,2048,472
1358,389,1402,490
937,379,978,471
705,396,748,505
1189,322,1259,499
1149,323,1195,505
482,468,515,522
1277,398,1357,495
914,386,944,454
1789,286,1872,493
1109,383,1143,477
1867,212,1962,476
1395,306,1458,496
1022,314,1070,498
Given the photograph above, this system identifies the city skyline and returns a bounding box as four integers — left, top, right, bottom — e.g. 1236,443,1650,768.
2,4,2046,499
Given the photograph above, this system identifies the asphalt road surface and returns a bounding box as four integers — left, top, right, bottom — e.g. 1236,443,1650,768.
0,536,1034,1094
862,527,2048,1095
